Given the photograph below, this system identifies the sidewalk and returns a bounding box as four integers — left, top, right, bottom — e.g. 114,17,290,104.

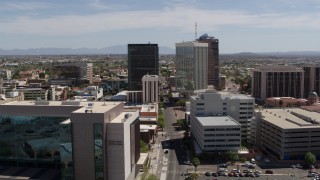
136,131,163,180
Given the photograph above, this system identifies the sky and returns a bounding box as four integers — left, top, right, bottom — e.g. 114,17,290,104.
0,0,320,53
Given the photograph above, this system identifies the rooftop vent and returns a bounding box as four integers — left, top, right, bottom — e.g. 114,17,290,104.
124,113,131,119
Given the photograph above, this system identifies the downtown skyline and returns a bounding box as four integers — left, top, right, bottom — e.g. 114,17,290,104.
1,0,320,53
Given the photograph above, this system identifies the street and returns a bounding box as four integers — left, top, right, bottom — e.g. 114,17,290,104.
159,106,189,180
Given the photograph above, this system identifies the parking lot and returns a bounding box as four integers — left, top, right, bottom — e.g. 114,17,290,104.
186,163,314,180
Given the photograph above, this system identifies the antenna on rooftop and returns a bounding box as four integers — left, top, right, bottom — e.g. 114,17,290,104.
195,22,197,41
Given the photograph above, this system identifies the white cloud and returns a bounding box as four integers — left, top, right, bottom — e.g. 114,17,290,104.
0,2,54,11
0,6,320,35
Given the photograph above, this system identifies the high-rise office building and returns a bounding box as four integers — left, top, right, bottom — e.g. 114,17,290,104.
197,34,219,87
175,42,208,97
128,44,159,91
303,66,320,98
49,62,93,86
252,66,304,101
142,75,159,104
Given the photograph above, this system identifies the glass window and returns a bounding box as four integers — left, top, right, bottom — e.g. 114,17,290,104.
93,123,104,180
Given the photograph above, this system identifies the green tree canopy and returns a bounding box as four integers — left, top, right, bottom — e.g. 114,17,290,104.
304,152,316,165
192,157,200,172
175,99,186,107
146,174,158,180
188,172,199,180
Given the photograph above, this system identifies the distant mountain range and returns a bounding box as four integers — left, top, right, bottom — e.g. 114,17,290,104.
0,45,175,55
225,51,320,57
0,46,320,56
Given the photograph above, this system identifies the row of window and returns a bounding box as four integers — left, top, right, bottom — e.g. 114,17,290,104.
204,139,240,142
240,112,253,114
240,107,253,110
204,128,240,131
240,103,254,105
204,133,240,137
204,144,239,147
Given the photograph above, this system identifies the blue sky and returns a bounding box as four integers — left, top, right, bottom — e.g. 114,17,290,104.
0,0,320,53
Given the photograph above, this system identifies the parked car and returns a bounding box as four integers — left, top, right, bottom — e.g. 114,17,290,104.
251,158,256,164
211,172,218,177
265,170,274,174
184,161,192,165
205,172,211,176
218,163,228,168
243,170,249,173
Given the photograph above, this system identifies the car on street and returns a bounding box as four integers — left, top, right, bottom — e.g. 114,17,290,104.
164,149,169,153
205,172,211,176
184,161,192,165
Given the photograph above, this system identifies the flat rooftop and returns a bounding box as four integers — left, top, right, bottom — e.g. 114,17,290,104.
1,101,122,114
195,116,240,126
140,124,157,130
260,108,320,129
111,111,137,123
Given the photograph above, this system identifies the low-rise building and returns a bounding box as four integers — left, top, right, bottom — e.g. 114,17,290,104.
253,108,320,160
191,115,241,152
265,97,308,107
190,87,254,141
0,101,140,180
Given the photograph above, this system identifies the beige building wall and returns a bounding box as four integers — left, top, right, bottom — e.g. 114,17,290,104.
142,75,159,104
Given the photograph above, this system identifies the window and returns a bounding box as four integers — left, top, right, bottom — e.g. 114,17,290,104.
93,124,104,180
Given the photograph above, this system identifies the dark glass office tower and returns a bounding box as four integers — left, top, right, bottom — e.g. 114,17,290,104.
128,44,159,90
197,34,219,87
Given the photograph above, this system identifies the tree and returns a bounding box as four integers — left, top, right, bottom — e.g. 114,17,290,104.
140,140,149,153
188,172,199,180
305,152,316,165
225,151,239,162
39,72,46,79
146,174,158,180
175,99,186,107
192,157,200,173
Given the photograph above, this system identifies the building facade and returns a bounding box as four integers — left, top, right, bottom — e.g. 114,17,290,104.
128,44,159,91
191,115,241,152
190,88,254,141
0,101,140,180
252,108,320,160
175,42,208,97
142,75,159,104
252,66,304,101
49,62,93,86
197,34,219,87
0,69,12,79
303,66,320,98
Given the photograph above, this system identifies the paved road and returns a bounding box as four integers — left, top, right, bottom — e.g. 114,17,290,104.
162,107,187,180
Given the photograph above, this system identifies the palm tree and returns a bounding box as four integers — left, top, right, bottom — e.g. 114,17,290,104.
192,157,200,173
